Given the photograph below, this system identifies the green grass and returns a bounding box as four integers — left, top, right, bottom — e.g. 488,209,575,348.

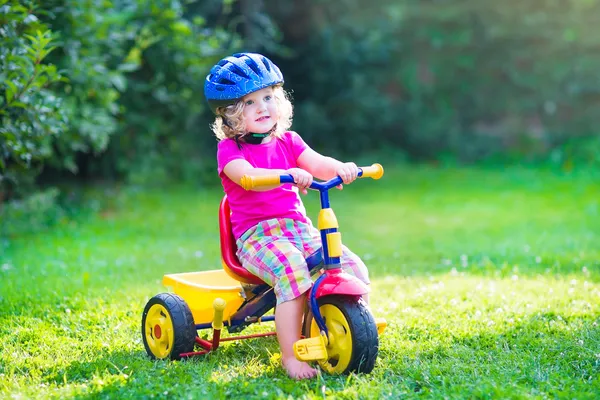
1,165,599,399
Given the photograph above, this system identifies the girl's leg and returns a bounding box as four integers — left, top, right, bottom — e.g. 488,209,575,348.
275,293,318,379
236,220,318,379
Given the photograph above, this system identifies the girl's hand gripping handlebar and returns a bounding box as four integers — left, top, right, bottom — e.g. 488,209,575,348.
240,163,384,191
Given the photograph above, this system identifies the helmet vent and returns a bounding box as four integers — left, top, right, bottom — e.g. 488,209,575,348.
261,57,271,72
244,58,262,76
230,64,250,79
218,77,235,85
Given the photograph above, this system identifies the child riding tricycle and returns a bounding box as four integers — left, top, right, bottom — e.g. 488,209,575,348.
143,52,387,379
141,164,386,375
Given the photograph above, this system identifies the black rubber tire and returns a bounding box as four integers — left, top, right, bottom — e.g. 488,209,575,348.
302,295,378,374
141,293,196,360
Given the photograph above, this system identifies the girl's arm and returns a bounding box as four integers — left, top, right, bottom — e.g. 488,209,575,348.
297,148,358,184
223,159,312,192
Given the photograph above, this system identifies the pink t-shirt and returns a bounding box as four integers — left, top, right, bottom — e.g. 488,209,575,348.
217,131,310,239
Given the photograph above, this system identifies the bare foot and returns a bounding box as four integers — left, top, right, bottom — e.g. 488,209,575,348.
282,357,319,380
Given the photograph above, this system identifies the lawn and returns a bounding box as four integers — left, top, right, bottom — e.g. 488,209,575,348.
1,165,599,399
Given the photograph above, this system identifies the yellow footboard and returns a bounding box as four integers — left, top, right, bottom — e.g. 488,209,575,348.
162,270,245,325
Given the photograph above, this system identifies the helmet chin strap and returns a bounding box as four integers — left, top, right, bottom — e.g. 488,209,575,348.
241,124,278,145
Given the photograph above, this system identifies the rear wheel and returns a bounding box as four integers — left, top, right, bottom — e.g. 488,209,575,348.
141,293,196,360
302,295,378,374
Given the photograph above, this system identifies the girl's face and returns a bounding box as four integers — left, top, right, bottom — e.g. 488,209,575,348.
242,87,279,133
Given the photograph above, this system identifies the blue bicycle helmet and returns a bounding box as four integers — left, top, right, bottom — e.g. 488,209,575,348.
204,52,284,114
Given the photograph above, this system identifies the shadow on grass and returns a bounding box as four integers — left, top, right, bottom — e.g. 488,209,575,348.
2,303,598,398
55,314,600,399
56,335,324,399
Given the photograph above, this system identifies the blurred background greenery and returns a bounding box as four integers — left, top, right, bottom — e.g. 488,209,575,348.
2,0,600,232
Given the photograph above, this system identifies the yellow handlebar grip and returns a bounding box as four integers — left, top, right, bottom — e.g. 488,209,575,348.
240,175,281,190
360,163,384,180
212,298,227,330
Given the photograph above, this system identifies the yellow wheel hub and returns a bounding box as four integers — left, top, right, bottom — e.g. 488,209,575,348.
144,304,175,359
309,304,352,374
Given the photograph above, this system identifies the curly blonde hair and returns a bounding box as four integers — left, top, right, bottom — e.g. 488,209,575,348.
211,85,293,141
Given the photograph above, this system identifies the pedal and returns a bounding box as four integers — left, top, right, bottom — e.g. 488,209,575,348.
293,334,328,361
375,317,387,335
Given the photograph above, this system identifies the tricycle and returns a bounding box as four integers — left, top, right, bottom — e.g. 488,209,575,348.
141,163,387,374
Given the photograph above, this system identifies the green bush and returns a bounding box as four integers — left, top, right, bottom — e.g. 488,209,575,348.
267,0,600,162
97,1,239,184
1,1,238,235
1,0,237,199
4,0,600,211
0,2,68,197
266,0,405,158
40,0,239,184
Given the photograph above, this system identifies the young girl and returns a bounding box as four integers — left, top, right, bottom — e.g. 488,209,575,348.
204,52,370,380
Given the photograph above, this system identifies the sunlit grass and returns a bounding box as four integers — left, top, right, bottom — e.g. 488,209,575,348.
1,165,599,399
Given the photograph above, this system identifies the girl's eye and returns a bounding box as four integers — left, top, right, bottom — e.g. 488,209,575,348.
264,95,272,101
245,100,254,106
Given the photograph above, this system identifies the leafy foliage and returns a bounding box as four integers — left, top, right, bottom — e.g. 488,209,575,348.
394,1,600,161
78,0,240,184
267,0,600,161
0,0,237,199
3,0,600,207
0,2,67,196
265,0,405,157
39,0,240,184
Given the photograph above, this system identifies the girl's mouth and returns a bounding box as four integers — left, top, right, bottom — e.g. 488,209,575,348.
256,116,270,122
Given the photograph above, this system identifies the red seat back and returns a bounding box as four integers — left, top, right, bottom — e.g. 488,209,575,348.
219,196,265,284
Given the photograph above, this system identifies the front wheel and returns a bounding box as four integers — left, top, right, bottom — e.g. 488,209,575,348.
141,293,196,360
302,295,378,374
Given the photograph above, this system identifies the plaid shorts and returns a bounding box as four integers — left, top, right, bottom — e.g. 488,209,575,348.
236,218,370,304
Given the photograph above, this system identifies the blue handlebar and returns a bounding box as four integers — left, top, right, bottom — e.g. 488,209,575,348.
280,168,366,192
